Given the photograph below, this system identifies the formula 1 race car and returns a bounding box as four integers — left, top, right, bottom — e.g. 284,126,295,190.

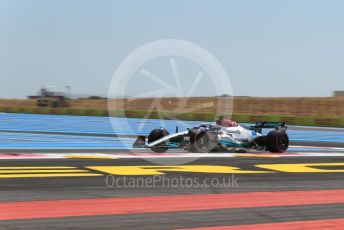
133,120,289,153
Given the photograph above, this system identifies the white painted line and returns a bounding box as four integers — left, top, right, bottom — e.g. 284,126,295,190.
290,145,344,150
1,151,344,160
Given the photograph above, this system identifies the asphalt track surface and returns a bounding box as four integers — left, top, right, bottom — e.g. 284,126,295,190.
1,153,344,229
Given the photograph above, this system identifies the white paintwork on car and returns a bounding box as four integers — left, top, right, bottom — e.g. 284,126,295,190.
147,124,262,147
217,125,262,145
147,130,189,147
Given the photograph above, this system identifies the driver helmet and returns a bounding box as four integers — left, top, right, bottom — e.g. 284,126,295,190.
216,116,238,127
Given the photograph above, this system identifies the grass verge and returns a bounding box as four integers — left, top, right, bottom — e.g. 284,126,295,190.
0,106,343,128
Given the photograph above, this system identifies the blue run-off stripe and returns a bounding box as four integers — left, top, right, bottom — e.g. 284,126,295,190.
0,113,343,149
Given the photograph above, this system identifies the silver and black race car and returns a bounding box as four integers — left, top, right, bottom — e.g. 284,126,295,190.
133,120,289,153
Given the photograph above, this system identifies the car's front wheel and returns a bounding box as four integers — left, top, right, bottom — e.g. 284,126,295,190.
148,128,169,153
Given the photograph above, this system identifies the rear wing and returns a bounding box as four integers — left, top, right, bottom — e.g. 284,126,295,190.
250,121,287,133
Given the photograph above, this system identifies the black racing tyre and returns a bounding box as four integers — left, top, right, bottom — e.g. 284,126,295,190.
148,128,169,153
189,130,217,153
266,131,289,153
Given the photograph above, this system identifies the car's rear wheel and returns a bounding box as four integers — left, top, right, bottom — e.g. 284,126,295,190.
148,129,169,153
189,130,217,153
266,131,289,153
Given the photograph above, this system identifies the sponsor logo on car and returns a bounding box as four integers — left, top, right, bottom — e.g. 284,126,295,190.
234,138,249,143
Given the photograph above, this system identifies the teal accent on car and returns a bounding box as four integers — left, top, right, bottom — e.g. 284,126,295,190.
219,140,248,147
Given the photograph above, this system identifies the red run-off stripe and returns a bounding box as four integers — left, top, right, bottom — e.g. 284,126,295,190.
1,189,344,221
179,218,344,230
